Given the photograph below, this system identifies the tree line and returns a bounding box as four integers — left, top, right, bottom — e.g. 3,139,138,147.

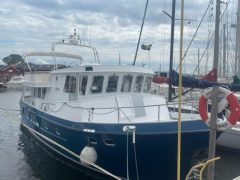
2,54,24,66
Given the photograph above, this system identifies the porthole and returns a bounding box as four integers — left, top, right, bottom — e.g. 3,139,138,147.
55,128,60,135
44,123,48,129
88,137,97,144
103,139,115,146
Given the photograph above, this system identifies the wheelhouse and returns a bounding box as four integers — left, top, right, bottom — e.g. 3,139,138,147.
22,64,153,107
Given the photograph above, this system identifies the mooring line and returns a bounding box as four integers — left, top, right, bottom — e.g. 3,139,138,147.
0,108,122,180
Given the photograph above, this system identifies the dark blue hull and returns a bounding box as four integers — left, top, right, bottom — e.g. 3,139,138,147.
20,100,217,180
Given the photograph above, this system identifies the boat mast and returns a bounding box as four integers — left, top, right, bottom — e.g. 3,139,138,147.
168,0,176,101
133,0,149,66
237,1,240,77
223,24,226,78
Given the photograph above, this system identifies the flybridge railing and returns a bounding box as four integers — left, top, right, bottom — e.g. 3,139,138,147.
40,100,200,123
51,42,99,63
51,42,100,70
23,29,100,72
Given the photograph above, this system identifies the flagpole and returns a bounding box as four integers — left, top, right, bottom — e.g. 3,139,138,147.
133,0,149,66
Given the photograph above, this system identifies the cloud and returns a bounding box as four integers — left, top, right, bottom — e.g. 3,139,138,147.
0,0,238,75
31,58,50,65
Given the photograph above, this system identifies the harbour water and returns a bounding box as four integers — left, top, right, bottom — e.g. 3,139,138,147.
0,89,240,180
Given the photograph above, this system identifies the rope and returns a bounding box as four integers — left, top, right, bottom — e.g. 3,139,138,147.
133,137,140,180
176,0,214,71
126,130,129,180
91,109,118,115
0,107,20,111
120,109,132,122
192,0,231,75
46,102,120,116
0,108,122,180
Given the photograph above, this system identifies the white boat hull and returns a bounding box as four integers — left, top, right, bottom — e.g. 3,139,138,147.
6,83,23,89
216,127,240,150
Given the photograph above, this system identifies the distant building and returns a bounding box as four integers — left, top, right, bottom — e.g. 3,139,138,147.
0,64,67,83
0,65,22,83
15,64,67,76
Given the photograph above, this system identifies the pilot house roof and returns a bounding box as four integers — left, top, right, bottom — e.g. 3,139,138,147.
51,64,154,74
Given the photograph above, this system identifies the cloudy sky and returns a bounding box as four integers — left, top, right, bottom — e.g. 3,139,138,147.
0,0,238,74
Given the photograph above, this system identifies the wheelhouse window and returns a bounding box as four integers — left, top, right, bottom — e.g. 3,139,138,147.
133,75,144,92
42,88,47,99
121,75,133,92
32,87,47,99
107,75,119,93
143,77,152,93
38,87,41,98
64,75,77,93
33,87,38,97
79,76,88,95
91,76,104,93
24,87,32,97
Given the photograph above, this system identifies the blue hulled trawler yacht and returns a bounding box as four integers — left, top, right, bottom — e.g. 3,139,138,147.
19,30,214,179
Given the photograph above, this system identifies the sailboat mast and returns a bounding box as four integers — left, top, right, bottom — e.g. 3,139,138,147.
223,24,226,78
168,0,176,102
237,1,240,77
212,1,220,70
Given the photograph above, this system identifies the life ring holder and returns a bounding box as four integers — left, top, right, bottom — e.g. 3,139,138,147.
199,87,240,131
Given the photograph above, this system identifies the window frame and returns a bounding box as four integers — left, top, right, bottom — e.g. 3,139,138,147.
121,75,133,93
63,75,77,93
143,77,152,93
90,75,104,94
133,75,144,92
106,75,119,93
79,75,88,95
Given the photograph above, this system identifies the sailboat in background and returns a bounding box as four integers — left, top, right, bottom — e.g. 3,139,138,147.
151,68,217,101
169,69,240,91
168,0,240,152
216,0,240,151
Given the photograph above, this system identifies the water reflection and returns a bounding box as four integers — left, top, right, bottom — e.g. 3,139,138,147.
18,124,114,180
2,89,240,180
0,89,113,180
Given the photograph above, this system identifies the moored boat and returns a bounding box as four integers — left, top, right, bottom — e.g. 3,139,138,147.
216,126,240,151
216,93,240,151
19,30,215,180
6,76,25,89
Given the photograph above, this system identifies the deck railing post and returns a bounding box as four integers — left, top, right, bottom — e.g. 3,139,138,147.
118,108,120,123
88,108,90,122
191,102,193,114
158,105,160,121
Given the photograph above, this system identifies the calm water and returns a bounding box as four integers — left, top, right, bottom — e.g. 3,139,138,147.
0,89,240,180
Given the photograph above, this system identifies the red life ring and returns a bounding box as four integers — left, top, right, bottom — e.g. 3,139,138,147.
199,87,240,131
